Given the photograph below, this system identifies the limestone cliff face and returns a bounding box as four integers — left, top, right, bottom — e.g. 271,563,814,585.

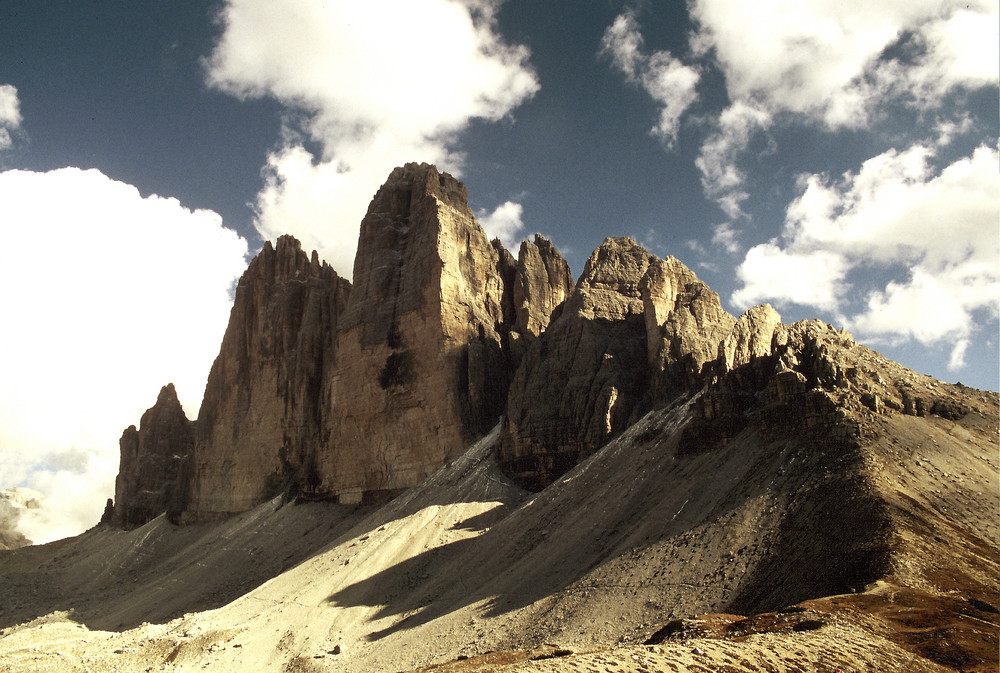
173,163,548,518
500,237,653,489
318,163,516,504
641,256,735,400
499,240,745,489
513,234,573,338
181,236,350,521
114,384,194,528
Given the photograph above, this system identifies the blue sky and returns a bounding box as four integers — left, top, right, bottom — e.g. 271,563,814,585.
0,0,997,541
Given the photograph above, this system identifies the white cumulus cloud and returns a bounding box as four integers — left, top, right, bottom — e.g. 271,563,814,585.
694,101,771,221
689,0,995,127
0,83,22,151
600,10,700,147
733,243,848,312
0,167,248,543
733,144,1000,367
205,0,539,277
687,0,999,221
478,200,526,250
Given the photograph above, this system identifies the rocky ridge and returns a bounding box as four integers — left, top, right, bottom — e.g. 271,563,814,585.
180,235,350,521
109,162,993,528
156,164,580,524
3,162,997,673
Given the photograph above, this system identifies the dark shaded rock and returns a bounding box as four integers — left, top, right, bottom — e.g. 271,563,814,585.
180,236,351,522
114,383,194,528
99,498,114,526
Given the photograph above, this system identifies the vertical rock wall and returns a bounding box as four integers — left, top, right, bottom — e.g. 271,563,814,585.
319,164,515,504
513,234,573,338
500,238,654,489
180,236,350,521
113,383,194,527
500,239,743,490
641,256,735,400
121,164,752,521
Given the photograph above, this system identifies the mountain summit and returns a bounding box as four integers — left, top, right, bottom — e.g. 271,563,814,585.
1,163,996,673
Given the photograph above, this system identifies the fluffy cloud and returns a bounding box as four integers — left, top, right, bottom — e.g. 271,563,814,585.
600,10,700,147
477,200,526,250
694,101,771,220
733,144,1000,366
0,167,247,542
733,244,848,312
0,83,22,151
206,0,538,277
689,0,995,127
686,0,999,222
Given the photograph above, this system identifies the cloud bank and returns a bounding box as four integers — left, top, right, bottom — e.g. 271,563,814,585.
205,0,539,276
690,0,999,216
736,144,1000,367
0,167,247,542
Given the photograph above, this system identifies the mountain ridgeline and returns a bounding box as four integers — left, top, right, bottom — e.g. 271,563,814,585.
110,162,978,527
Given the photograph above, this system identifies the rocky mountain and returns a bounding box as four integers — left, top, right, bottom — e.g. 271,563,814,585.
170,163,578,524
106,160,998,530
1,162,995,673
179,235,350,521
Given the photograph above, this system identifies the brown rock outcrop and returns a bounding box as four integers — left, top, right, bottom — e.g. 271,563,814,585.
513,234,573,338
174,163,564,518
317,163,517,504
181,236,350,521
719,304,783,373
683,312,976,456
641,256,735,399
114,383,194,528
500,237,653,489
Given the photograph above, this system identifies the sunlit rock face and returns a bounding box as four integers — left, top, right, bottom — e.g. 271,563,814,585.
500,237,656,490
114,383,194,527
123,163,770,521
316,163,519,504
499,240,742,490
180,236,350,522
641,255,735,400
513,233,574,339
170,163,582,519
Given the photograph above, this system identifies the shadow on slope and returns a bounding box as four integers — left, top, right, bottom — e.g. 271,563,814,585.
323,394,897,648
0,498,368,631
